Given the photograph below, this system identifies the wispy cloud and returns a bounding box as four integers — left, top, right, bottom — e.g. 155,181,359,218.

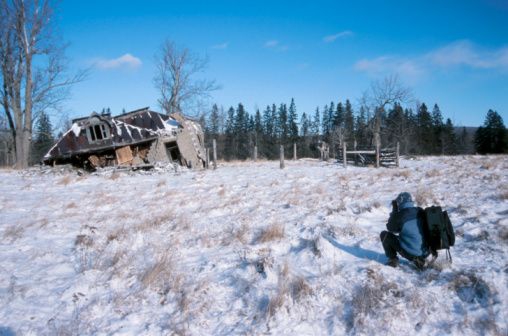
354,40,508,81
323,30,354,43
355,56,424,82
264,40,280,48
264,39,289,52
212,42,229,50
94,53,142,70
427,40,508,69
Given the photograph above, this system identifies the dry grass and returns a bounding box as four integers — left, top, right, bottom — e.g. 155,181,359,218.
66,202,77,209
234,223,249,244
499,185,508,200
3,225,24,242
156,179,167,188
75,234,94,247
110,171,120,180
499,227,508,241
349,268,403,331
217,185,226,197
141,254,174,291
257,223,285,243
107,227,128,243
393,170,411,179
58,175,72,186
414,188,437,207
137,209,175,231
290,276,313,302
425,169,441,178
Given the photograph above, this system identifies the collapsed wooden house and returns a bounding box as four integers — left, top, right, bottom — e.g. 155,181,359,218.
43,107,206,170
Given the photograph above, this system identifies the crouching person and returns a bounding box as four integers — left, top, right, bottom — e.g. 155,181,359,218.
380,192,428,270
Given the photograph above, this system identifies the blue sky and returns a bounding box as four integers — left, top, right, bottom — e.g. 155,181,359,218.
57,0,508,127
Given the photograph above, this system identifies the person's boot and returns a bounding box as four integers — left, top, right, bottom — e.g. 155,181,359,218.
413,257,426,270
386,258,399,268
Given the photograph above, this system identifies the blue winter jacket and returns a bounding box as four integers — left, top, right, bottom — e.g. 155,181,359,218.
387,201,428,257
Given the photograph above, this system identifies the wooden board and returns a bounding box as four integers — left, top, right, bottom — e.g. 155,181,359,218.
115,146,133,165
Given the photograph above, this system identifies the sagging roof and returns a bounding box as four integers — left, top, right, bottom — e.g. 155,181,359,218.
45,108,181,161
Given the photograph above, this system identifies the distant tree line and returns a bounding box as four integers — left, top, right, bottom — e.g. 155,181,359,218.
201,99,506,160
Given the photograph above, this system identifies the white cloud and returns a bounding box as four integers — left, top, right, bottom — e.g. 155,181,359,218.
264,40,279,48
323,30,353,43
94,53,142,70
354,40,508,81
212,42,229,50
263,39,289,52
354,56,424,82
427,40,508,69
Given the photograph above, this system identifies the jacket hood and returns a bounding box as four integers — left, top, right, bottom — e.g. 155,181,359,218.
396,192,414,209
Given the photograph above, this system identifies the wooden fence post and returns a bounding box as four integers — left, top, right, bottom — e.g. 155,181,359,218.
253,145,258,162
280,145,285,169
212,139,217,170
293,143,297,161
205,148,210,169
396,142,400,168
353,140,358,165
376,143,380,168
343,142,347,168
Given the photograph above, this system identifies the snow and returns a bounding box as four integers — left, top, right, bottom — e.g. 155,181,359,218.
0,156,507,335
71,123,82,137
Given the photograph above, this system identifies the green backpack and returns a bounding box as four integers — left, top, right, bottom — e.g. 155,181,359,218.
423,206,455,262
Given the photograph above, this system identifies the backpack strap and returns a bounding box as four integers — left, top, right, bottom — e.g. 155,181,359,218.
446,249,452,263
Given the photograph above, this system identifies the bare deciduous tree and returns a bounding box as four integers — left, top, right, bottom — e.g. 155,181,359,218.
362,75,413,149
0,0,85,168
154,39,219,116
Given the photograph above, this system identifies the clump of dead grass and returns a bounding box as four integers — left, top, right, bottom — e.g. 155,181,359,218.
257,223,285,243
414,188,437,207
58,175,72,186
110,171,120,180
3,225,25,242
393,170,411,179
498,184,508,200
348,267,403,332
425,169,441,178
234,223,249,244
75,234,94,247
66,202,77,209
290,276,313,302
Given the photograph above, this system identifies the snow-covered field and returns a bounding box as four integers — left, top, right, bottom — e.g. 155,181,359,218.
0,156,507,335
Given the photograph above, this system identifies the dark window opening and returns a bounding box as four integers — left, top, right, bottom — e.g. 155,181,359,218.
86,123,110,143
165,143,181,163
94,125,103,140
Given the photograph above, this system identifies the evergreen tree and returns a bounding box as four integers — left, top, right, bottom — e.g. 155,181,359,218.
288,98,299,145
209,104,220,138
224,106,235,160
270,104,278,139
431,104,444,154
31,111,54,164
355,105,368,148
311,107,321,137
416,103,433,154
299,112,311,157
442,118,458,155
475,109,508,154
262,105,273,139
333,102,344,129
234,103,249,159
344,99,354,141
321,104,329,142
278,103,288,145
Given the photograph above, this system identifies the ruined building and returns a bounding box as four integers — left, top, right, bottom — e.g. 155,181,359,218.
44,107,206,170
